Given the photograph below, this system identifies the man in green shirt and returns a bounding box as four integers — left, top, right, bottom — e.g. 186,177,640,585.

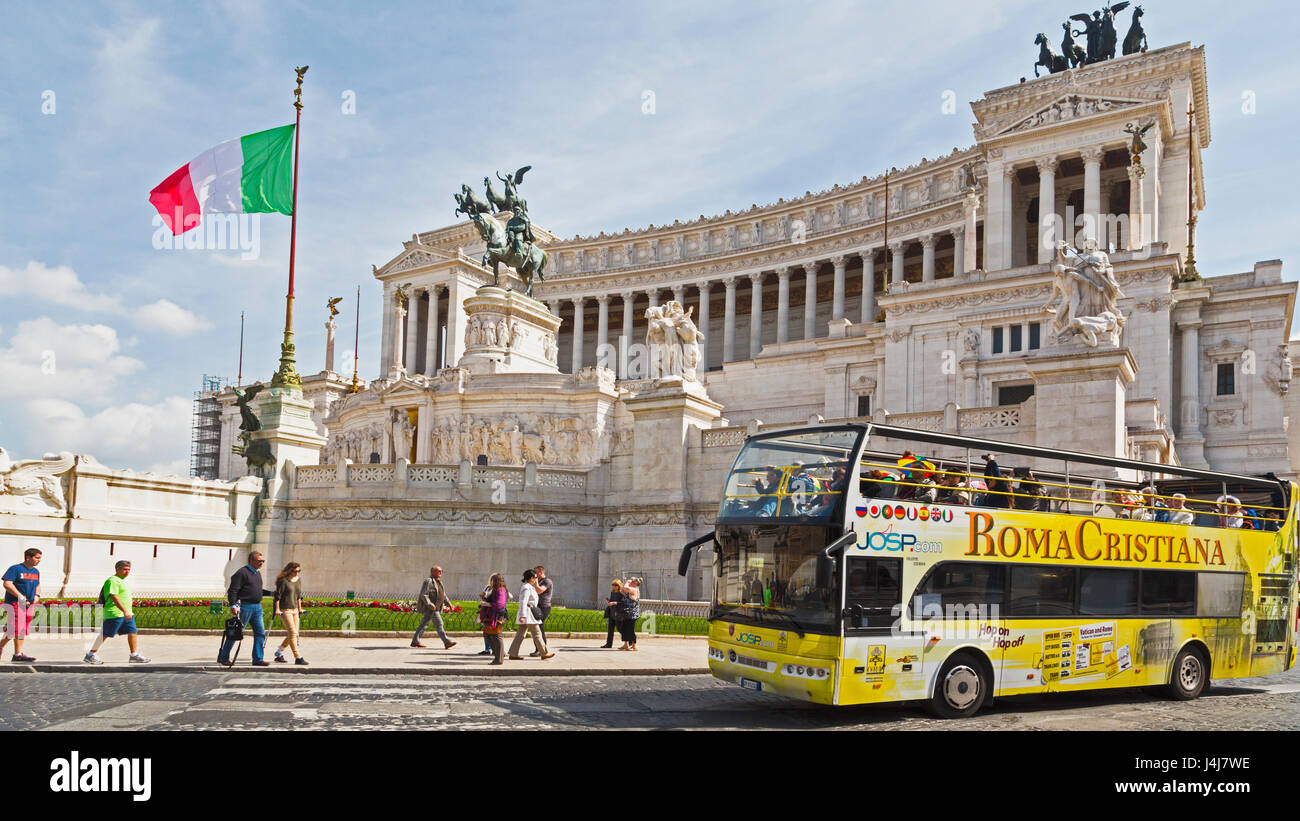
84,561,149,664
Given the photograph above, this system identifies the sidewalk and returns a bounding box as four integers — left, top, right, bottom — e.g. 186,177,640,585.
4,632,711,677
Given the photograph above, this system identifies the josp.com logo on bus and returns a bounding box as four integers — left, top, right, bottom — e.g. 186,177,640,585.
856,503,953,523
855,526,943,554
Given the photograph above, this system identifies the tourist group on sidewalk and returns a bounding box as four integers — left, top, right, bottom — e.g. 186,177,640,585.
0,548,646,667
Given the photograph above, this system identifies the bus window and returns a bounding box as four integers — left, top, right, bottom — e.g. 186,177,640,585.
909,562,1005,617
1009,566,1076,616
1141,570,1196,616
1197,572,1247,619
1079,568,1138,616
845,557,902,628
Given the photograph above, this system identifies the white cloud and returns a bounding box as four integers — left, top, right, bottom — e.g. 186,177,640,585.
0,261,214,337
134,298,213,335
0,317,143,404
0,261,125,313
23,396,193,475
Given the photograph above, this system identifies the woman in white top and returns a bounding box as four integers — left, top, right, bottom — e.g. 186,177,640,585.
1216,495,1244,529
507,569,554,660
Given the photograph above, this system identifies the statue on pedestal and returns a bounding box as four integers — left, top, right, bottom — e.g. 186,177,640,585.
645,300,706,381
454,166,548,297
231,383,275,476
1043,240,1126,347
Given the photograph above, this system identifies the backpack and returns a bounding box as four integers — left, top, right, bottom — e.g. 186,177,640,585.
97,579,109,607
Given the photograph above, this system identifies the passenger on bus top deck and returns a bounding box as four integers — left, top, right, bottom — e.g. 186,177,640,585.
1135,486,1170,523
1167,493,1195,526
1216,495,1245,529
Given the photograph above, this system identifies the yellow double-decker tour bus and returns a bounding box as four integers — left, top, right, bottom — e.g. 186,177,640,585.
678,423,1298,717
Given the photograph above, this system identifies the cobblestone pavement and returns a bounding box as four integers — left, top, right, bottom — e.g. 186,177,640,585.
4,663,1299,730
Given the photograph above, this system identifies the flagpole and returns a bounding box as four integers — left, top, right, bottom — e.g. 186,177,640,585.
272,65,308,390
349,284,361,393
237,310,245,386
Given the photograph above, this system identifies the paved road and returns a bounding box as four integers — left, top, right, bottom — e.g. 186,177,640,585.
6,663,1300,730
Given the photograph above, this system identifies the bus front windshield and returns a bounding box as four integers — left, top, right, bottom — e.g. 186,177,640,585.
717,428,862,523
714,523,840,634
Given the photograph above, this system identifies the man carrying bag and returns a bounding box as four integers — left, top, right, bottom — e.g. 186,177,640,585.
218,551,274,667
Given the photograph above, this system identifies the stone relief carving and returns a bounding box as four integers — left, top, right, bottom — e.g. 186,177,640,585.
963,328,981,354
427,412,601,466
391,412,415,461
1265,345,1293,397
0,448,74,513
543,333,558,363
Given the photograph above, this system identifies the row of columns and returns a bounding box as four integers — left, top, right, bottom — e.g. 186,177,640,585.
386,284,445,377
989,147,1112,270
548,223,979,375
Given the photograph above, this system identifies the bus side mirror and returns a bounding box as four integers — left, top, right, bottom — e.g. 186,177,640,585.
847,603,864,628
815,555,835,591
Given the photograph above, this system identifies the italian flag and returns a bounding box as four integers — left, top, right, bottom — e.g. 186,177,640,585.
149,124,295,235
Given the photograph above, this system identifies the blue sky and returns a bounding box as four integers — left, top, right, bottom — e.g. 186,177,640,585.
1,0,1297,474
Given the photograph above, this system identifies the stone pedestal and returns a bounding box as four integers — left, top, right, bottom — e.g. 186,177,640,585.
251,388,327,501
622,377,722,502
1025,347,1137,461
457,285,561,375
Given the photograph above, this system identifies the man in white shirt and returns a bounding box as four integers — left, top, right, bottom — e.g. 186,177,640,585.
1167,493,1194,526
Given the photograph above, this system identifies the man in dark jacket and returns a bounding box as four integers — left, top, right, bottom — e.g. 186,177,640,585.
982,453,1008,509
531,565,554,653
219,551,274,666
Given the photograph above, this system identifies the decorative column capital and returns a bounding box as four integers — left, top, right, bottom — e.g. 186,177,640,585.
949,225,965,240
888,240,905,254
831,255,847,269
619,290,634,302
775,266,790,280
1080,146,1104,164
802,261,818,276
696,280,713,293
1003,164,1018,180
748,271,764,285
723,276,737,290
859,248,876,264
1035,156,1058,175
919,234,935,249
570,296,585,308
595,293,611,306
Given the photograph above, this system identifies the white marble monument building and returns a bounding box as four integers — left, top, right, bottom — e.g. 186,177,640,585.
9,42,1294,602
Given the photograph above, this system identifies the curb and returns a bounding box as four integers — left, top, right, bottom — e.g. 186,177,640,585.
134,629,709,639
14,663,710,677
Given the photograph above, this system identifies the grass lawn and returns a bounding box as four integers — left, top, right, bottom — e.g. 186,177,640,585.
37,597,706,635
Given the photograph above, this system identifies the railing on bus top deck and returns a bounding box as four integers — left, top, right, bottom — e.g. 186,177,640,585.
717,458,1288,532
856,457,1288,532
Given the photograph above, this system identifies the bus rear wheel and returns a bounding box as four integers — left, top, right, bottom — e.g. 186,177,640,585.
1166,646,1208,700
928,652,989,719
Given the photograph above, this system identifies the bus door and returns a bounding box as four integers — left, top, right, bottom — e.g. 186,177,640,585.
913,562,1007,699
840,554,926,704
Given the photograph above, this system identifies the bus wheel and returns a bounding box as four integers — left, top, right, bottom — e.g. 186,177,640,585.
1166,647,1208,701
929,652,988,719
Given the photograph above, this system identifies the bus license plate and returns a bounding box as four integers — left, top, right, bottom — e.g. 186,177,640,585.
739,678,763,691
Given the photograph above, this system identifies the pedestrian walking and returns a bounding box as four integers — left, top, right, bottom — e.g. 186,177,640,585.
507,569,553,660
272,562,308,665
477,573,508,665
601,579,623,648
218,551,274,667
617,577,641,651
83,561,149,664
1,548,41,663
530,565,553,654
411,565,456,650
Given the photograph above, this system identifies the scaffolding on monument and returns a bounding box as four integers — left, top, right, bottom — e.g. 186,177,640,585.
190,373,227,479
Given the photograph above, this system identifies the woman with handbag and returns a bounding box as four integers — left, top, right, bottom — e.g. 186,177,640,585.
507,569,554,660
478,573,508,665
617,577,641,651
601,579,624,648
